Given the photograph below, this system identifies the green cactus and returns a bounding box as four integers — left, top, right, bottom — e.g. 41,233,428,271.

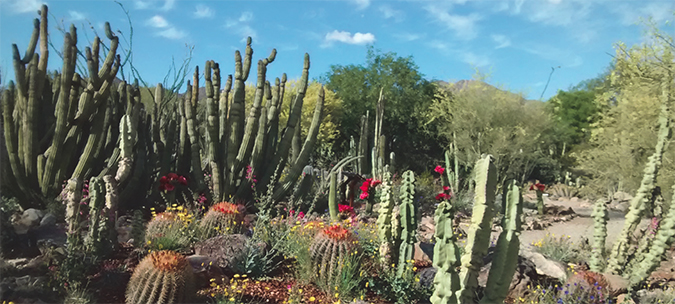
85,177,114,256
589,198,609,272
199,202,246,239
125,250,196,304
606,85,671,275
131,209,145,249
397,170,417,276
430,198,461,304
328,170,338,221
480,180,523,304
376,169,394,263
309,224,360,287
458,154,497,304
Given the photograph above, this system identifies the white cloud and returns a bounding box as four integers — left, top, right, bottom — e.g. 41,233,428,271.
146,15,169,28
193,4,214,19
161,0,175,11
323,30,376,47
460,51,491,67
145,15,186,40
612,1,675,26
520,43,584,68
133,0,175,11
4,0,45,14
351,0,370,10
491,34,511,49
428,40,451,51
225,12,257,43
69,10,85,21
379,5,404,22
425,6,482,40
239,12,253,23
394,32,423,42
157,27,186,40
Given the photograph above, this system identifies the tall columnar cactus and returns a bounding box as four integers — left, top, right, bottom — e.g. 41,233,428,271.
458,154,498,304
199,202,246,239
430,197,461,304
397,170,417,276
85,177,114,256
480,180,523,304
309,224,360,287
125,250,195,304
376,169,394,263
606,84,671,275
589,198,609,272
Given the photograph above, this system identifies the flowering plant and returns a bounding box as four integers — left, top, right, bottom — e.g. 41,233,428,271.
434,166,453,201
359,178,382,200
529,182,546,192
158,173,189,207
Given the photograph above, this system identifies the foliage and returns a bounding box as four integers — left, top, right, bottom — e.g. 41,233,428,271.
368,262,432,304
232,216,288,279
574,15,675,198
427,76,562,187
323,46,442,171
531,233,586,265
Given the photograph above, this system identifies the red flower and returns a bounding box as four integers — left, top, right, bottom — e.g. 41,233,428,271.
360,192,369,200
168,173,179,181
370,179,382,187
435,192,452,201
159,183,166,191
165,183,175,191
443,186,450,191
434,165,445,175
530,183,546,192
338,204,354,214
178,176,188,185
160,176,168,184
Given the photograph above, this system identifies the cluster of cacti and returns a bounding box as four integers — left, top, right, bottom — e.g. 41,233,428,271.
309,224,360,287
326,156,361,221
84,177,115,256
431,155,523,304
396,170,417,276
199,202,246,239
125,250,195,304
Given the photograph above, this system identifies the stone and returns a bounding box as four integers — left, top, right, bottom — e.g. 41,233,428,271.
186,255,226,289
193,234,250,272
520,245,567,282
613,191,632,202
38,213,56,228
613,201,630,213
11,209,44,235
413,242,434,263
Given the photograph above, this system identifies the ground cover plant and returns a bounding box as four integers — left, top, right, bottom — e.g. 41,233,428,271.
1,4,674,304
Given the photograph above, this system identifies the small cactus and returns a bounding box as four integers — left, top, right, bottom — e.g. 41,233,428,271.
199,202,245,239
309,224,360,287
125,250,195,304
145,212,188,250
590,198,609,272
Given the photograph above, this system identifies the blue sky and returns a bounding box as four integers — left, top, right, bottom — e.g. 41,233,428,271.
1,0,673,101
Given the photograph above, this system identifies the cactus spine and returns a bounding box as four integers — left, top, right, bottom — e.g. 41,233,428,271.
589,198,609,272
199,202,245,239
480,180,523,304
397,170,417,276
457,154,498,304
125,250,195,304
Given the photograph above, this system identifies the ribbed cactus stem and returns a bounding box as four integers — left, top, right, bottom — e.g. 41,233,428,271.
328,170,338,221
397,170,417,276
590,198,609,272
309,225,360,287
125,250,195,304
458,155,497,304
64,177,83,235
377,169,394,264
430,199,461,304
606,85,671,275
480,180,523,304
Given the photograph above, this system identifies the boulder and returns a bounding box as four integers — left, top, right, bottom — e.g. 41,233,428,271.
11,209,44,235
186,255,226,288
193,234,250,272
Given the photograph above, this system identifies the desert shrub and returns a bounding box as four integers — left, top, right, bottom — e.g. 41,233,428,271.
531,233,586,265
232,216,289,278
367,260,432,304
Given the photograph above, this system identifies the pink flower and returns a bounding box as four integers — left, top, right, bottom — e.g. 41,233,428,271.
443,186,450,191
434,165,445,175
370,179,382,187
168,173,179,180
298,211,305,219
178,176,188,185
360,192,369,200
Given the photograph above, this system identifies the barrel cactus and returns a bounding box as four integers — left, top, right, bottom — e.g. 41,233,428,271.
309,224,360,287
125,250,195,304
199,202,246,239
145,212,189,251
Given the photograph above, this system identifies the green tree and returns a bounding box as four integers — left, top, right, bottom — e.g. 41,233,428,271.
575,15,674,197
322,46,440,171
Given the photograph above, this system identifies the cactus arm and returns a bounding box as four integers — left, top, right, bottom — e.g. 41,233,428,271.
41,31,77,195
204,60,223,200
2,83,36,203
70,98,107,179
357,113,368,175
481,180,523,304
259,54,309,193
329,170,338,221
272,84,324,201
227,40,254,173
184,69,207,194
606,86,671,275
589,198,609,272
458,154,498,304
377,169,394,263
22,55,39,186
263,76,284,168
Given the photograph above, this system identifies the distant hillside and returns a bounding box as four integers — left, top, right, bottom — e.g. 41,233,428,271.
434,79,542,106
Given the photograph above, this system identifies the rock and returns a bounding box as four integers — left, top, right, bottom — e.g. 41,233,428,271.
417,267,437,289
603,272,629,298
11,209,44,235
544,205,575,216
38,213,56,228
193,234,250,272
520,245,567,282
413,242,434,263
418,216,435,242
186,255,226,289
616,293,635,304
612,201,630,213
613,191,632,202
478,255,542,298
